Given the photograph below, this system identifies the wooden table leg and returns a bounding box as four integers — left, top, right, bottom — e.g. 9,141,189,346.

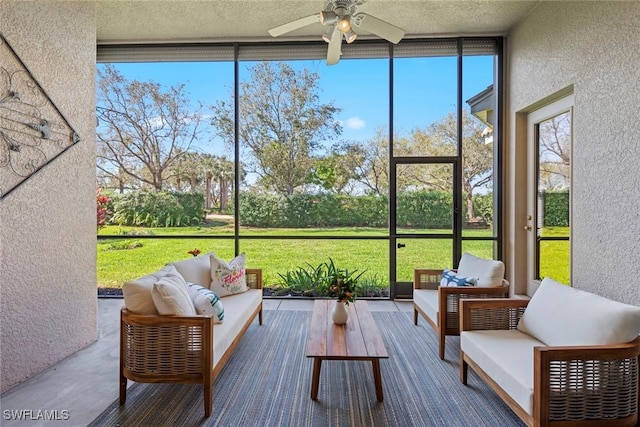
311,358,322,400
371,359,383,402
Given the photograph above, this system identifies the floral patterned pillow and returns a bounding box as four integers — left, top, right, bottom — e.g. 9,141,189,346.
209,253,248,297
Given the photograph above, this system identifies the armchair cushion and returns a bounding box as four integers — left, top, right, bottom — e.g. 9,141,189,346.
460,329,539,415
440,269,477,287
517,277,640,346
457,252,505,287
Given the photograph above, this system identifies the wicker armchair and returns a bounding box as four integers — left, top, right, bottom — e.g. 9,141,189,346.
120,268,263,417
459,298,640,427
413,268,510,359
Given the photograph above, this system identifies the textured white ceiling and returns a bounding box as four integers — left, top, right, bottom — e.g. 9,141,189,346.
96,0,541,44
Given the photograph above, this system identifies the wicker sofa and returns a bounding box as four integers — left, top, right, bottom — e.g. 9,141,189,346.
459,278,640,427
119,253,263,417
413,252,510,359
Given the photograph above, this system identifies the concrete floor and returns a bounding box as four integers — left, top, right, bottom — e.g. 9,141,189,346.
1,298,413,427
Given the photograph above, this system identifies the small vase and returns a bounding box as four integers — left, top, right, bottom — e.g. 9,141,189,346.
332,300,349,325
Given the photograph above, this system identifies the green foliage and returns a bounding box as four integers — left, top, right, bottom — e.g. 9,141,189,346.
542,191,569,227
397,191,452,229
104,240,143,251
276,258,367,303
277,262,328,296
110,191,204,227
471,194,494,226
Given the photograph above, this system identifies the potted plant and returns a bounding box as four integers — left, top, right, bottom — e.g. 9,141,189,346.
324,258,365,324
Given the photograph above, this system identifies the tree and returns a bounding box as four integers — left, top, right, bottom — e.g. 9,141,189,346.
538,112,570,190
210,62,342,195
96,64,204,191
309,143,365,195
411,110,494,221
353,127,422,195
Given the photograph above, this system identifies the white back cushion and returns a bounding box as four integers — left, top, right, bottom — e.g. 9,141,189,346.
169,252,214,288
517,278,640,346
123,264,178,314
457,252,505,287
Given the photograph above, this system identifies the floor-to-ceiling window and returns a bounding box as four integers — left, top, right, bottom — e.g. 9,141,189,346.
96,38,502,298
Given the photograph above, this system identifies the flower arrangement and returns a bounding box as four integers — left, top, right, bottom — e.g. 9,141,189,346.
96,188,111,230
325,258,365,305
187,248,202,257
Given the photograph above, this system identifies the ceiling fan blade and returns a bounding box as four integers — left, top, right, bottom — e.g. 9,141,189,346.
326,29,342,65
268,13,322,37
354,13,405,44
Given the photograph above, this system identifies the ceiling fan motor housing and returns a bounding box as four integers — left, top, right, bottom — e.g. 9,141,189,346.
324,0,360,18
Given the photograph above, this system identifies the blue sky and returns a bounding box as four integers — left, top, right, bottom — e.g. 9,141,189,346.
99,55,493,153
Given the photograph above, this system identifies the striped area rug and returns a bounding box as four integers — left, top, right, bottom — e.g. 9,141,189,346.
90,310,524,427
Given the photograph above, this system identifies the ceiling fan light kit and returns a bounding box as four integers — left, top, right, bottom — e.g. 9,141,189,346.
268,0,406,65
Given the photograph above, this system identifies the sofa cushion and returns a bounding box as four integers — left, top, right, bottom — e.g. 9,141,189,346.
517,277,640,346
210,253,248,297
169,252,214,288
188,283,224,323
461,330,541,416
122,264,179,315
441,269,477,287
151,270,197,316
413,289,439,321
457,252,505,287
211,289,262,367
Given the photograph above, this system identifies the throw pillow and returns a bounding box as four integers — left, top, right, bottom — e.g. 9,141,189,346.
151,270,197,316
210,253,248,297
122,264,178,315
188,283,224,323
440,269,478,287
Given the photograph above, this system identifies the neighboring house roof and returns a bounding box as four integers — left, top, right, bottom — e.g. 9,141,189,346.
466,84,494,127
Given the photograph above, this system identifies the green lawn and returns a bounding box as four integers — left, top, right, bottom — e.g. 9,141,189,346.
98,225,569,289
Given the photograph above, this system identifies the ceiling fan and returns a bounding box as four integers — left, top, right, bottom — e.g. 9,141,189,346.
268,0,406,66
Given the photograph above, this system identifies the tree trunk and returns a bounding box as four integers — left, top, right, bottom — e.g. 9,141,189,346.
466,193,475,222
220,180,228,211
205,175,212,209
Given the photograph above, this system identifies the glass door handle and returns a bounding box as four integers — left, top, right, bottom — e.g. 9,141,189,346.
397,243,406,248
524,225,532,231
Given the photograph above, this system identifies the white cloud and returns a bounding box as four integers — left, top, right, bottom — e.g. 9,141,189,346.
345,116,366,130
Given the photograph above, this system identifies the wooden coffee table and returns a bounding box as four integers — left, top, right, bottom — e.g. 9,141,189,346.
306,300,389,401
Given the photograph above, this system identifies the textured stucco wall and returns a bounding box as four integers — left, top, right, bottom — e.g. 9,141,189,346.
505,2,640,305
0,1,97,391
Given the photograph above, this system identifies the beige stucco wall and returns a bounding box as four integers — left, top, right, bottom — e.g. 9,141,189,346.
505,1,640,306
0,1,97,391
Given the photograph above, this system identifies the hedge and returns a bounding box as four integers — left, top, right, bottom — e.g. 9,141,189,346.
110,191,204,227
541,191,569,227
107,190,569,229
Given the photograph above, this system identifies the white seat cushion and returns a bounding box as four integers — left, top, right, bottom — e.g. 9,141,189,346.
211,289,261,367
461,330,542,415
457,252,505,287
517,277,640,346
413,289,439,323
